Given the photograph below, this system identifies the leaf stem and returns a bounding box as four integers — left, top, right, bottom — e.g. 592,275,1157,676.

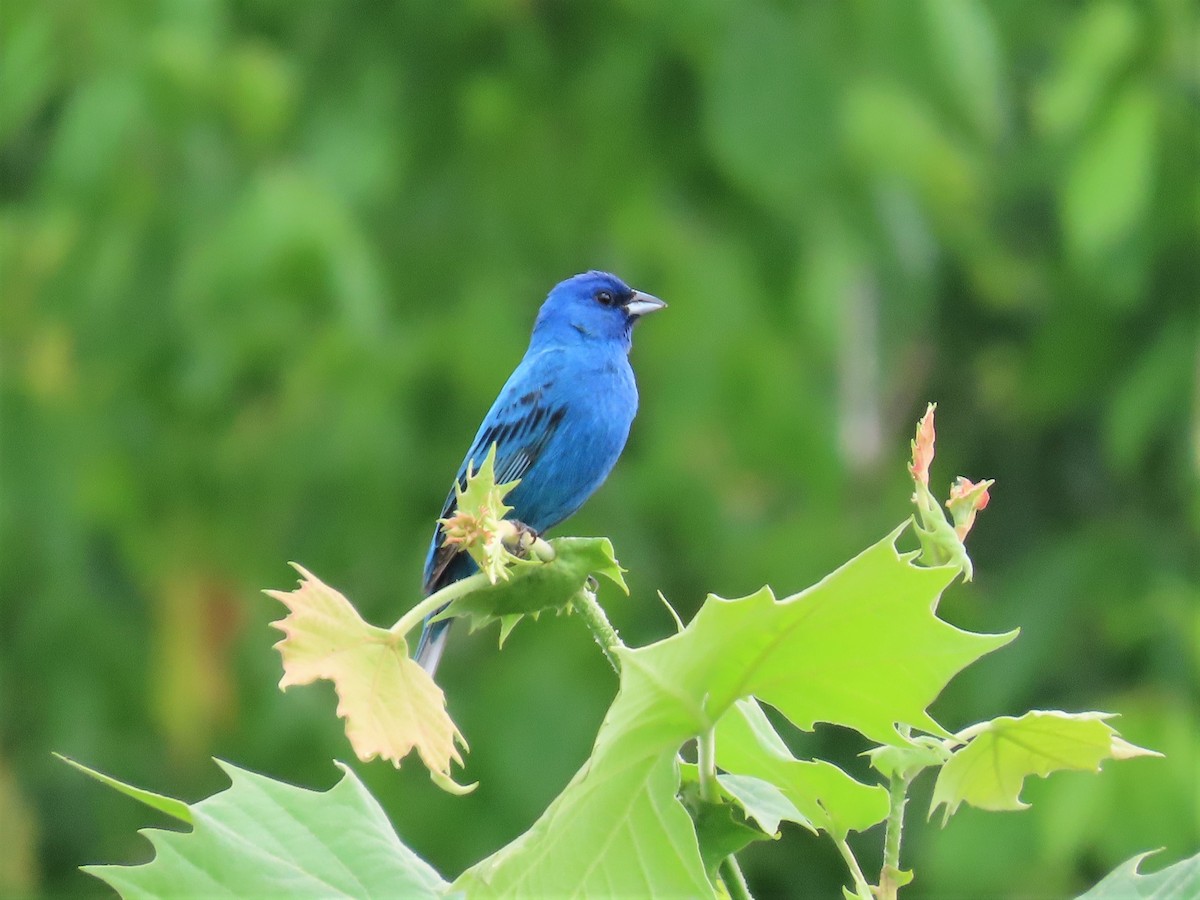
573,586,623,674
390,572,492,639
879,772,912,900
719,855,753,900
832,835,873,900
697,727,718,803
698,726,752,900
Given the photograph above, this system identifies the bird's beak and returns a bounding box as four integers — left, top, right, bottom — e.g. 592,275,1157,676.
625,291,667,318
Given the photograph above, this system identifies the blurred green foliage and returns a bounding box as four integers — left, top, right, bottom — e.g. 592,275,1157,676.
1,0,1196,897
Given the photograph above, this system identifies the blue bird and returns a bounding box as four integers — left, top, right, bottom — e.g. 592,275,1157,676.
415,271,666,675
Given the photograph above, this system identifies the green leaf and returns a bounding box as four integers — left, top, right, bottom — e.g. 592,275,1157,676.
459,754,714,898
677,765,775,879
676,526,1013,746
56,754,192,825
435,536,628,636
931,710,1161,823
716,699,888,839
82,761,449,898
715,775,803,837
1077,850,1200,899
454,523,1010,897
679,760,800,838
686,800,769,883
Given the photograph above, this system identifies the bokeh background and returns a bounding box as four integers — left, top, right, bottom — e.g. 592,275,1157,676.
2,1,1197,897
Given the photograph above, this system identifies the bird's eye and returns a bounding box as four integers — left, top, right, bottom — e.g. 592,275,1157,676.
596,290,615,307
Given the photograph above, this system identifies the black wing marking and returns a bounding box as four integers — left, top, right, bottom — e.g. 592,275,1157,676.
423,394,567,594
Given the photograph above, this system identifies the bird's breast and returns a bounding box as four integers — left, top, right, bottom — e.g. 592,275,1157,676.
507,352,637,532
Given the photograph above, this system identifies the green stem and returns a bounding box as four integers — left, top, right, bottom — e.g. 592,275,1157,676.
390,572,491,639
698,726,752,899
879,773,912,900
883,774,908,871
719,855,753,900
697,727,718,803
833,835,874,900
573,587,624,674
912,491,950,567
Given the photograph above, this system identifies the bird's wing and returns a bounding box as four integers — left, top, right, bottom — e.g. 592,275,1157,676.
423,374,567,594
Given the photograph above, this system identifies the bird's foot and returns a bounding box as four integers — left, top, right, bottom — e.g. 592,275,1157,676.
499,518,554,561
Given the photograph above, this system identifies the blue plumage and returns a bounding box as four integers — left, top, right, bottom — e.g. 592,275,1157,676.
415,271,665,674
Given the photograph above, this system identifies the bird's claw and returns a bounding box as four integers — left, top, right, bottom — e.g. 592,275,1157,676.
500,520,539,557
499,520,555,562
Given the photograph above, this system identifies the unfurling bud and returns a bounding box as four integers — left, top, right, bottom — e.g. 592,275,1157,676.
909,403,937,488
946,477,994,540
439,444,523,584
439,503,515,584
440,507,497,550
437,444,557,584
906,403,995,581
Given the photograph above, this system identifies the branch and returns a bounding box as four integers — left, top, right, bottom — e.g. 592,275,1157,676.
573,585,623,674
390,572,492,639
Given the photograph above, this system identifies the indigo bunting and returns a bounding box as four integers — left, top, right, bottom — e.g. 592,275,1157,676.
416,271,666,674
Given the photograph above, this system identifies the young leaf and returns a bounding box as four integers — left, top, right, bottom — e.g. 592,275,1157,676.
677,764,776,878
865,735,950,781
266,564,468,787
455,524,1010,897
931,710,1160,823
716,699,888,840
945,476,993,540
440,444,521,584
685,798,770,883
1076,850,1200,900
715,774,804,837
83,761,449,898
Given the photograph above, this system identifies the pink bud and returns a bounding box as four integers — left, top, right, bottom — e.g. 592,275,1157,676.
946,476,994,540
909,403,937,487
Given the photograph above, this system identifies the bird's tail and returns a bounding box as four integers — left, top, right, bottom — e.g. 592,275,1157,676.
417,543,476,676
414,617,451,676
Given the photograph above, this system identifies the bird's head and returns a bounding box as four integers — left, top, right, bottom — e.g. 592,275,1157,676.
532,271,666,349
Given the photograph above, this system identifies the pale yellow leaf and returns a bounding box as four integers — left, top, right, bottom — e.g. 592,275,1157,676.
266,564,467,783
